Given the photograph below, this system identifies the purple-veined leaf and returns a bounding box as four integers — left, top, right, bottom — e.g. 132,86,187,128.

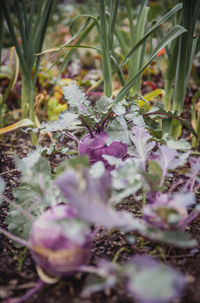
185,157,200,191
55,168,143,232
82,256,185,303
129,126,155,167
126,255,185,303
156,145,189,185
63,83,90,114
143,191,196,230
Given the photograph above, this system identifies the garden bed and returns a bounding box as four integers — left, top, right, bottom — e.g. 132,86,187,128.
0,132,200,303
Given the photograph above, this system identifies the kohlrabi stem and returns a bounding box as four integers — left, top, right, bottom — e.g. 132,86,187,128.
2,195,34,223
64,131,79,143
168,180,184,194
142,188,146,207
0,226,31,248
101,111,113,130
6,280,44,303
112,247,131,263
80,117,94,138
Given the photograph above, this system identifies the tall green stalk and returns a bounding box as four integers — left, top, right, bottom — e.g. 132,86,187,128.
126,0,149,94
172,0,200,114
2,0,55,122
98,0,113,97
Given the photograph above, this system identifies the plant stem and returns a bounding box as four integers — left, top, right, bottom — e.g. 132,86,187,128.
98,0,112,97
21,74,31,119
0,226,30,248
112,247,131,263
80,117,94,138
6,280,44,303
163,79,172,111
0,94,3,129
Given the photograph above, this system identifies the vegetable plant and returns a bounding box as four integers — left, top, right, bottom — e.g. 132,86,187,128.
0,154,189,303
1,0,55,121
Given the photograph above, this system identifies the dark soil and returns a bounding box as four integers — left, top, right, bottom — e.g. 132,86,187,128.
1,132,200,303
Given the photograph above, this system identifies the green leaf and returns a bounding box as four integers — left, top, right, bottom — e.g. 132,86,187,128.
143,228,197,248
145,103,198,138
106,116,130,145
114,25,186,104
6,157,61,245
120,3,183,67
0,177,5,204
37,111,79,133
163,134,191,151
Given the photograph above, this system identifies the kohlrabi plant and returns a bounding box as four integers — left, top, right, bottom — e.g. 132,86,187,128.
106,125,199,248
32,83,131,170
0,159,187,303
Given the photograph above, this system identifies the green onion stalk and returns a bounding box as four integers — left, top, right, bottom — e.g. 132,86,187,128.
1,0,55,123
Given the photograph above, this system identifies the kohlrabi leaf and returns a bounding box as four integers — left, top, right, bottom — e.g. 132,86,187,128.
185,157,200,190
156,145,189,184
56,168,143,232
125,105,145,128
112,99,127,116
89,161,105,178
145,103,197,138
126,255,185,303
0,177,5,204
141,160,163,192
6,157,61,244
110,158,142,204
38,111,79,132
162,134,191,151
106,116,130,145
88,96,113,123
82,260,119,297
63,83,90,115
143,228,197,248
102,155,124,168
82,256,185,303
129,126,155,166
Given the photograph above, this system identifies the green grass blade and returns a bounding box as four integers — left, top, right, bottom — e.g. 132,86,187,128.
0,6,3,68
108,0,119,50
28,0,37,40
172,0,200,114
32,0,55,83
111,54,126,86
22,0,28,35
54,20,96,82
3,49,19,104
115,25,134,77
120,3,183,67
13,0,28,61
58,17,94,53
131,4,149,94
1,0,28,77
98,0,112,97
114,25,186,104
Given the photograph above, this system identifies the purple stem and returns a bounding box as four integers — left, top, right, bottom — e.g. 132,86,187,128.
64,131,79,143
2,195,34,223
5,280,44,303
0,226,30,248
168,180,184,194
143,112,170,117
127,120,133,125
101,112,113,130
80,117,94,138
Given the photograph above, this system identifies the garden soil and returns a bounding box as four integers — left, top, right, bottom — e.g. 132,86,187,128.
0,132,200,303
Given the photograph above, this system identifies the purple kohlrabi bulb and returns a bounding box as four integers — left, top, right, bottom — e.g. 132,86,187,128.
78,131,127,170
29,205,91,277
